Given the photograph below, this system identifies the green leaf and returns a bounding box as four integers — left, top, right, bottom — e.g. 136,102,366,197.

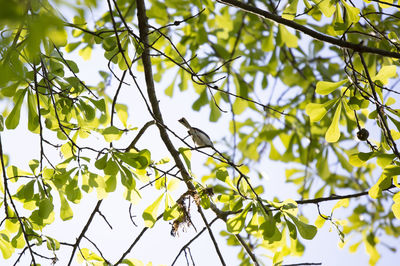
38,198,54,218
261,28,274,51
5,89,27,129
116,150,151,170
372,65,397,85
79,45,92,60
115,104,128,127
325,101,342,143
60,193,73,221
368,167,394,199
65,60,79,73
46,236,60,251
349,152,374,167
0,234,13,259
102,37,117,51
285,217,298,239
332,198,349,212
163,193,180,221
287,213,317,240
105,174,117,192
14,180,35,202
226,202,252,234
143,193,164,228
342,0,360,23
85,97,106,113
333,3,345,32
216,167,229,182
192,89,208,111
120,258,145,266
7,166,32,181
179,148,191,171
277,25,298,48
104,160,119,176
209,98,221,122
0,115,3,131
306,98,338,122
95,154,108,170
332,147,353,172
27,90,39,133
315,79,347,95
376,153,396,167
49,28,68,46
282,0,299,20
392,202,400,219
102,126,122,142
312,0,336,17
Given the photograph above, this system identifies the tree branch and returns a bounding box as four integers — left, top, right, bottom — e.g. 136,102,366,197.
216,0,400,59
136,1,227,264
114,214,163,265
67,200,103,266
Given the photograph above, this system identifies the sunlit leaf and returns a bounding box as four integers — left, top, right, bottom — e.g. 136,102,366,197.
5,89,27,129
373,65,397,85
143,193,164,228
325,101,342,143
60,193,73,221
227,202,252,234
286,213,317,240
315,80,347,95
306,98,338,122
282,0,299,20
102,126,122,142
277,25,298,48
342,0,360,23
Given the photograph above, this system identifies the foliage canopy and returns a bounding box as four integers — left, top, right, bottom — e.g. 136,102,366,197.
0,0,400,265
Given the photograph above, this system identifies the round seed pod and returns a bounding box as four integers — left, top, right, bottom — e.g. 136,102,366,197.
357,128,369,141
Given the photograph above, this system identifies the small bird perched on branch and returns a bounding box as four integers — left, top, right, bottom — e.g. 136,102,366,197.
178,117,214,148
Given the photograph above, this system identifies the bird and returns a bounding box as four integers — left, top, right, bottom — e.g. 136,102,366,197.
178,117,214,148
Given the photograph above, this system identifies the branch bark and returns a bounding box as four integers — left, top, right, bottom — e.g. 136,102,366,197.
136,0,227,264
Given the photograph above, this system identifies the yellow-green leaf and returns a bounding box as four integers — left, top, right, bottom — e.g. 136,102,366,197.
316,80,347,95
393,201,400,219
163,193,180,221
278,25,298,48
332,198,349,212
60,193,73,221
282,0,299,20
373,65,397,85
102,126,122,142
342,0,360,23
325,102,342,143
5,89,27,129
312,0,336,17
79,46,92,60
314,215,326,228
143,193,164,228
226,202,252,234
179,148,191,171
261,28,274,51
0,233,13,259
349,152,374,167
378,0,393,8
49,28,68,47
287,213,317,240
368,168,393,199
306,98,338,122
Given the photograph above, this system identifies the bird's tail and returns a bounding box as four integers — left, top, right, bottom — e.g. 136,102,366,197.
178,117,191,129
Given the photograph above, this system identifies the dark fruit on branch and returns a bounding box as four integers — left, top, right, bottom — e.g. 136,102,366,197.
357,128,369,141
